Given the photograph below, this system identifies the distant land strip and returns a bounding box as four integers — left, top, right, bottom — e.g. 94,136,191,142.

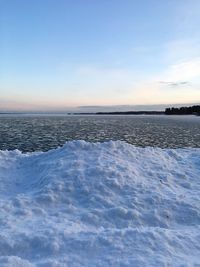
77,111,165,115
74,105,200,115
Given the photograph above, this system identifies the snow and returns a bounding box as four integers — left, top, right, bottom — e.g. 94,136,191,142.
0,141,200,266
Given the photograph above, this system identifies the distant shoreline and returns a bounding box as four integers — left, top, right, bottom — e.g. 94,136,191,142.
74,111,165,115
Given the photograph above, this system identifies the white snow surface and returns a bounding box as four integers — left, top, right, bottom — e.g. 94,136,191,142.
0,141,200,267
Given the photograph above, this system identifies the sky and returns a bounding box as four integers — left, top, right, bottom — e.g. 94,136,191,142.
0,0,200,111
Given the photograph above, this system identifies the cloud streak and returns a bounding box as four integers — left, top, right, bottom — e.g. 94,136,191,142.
159,81,190,87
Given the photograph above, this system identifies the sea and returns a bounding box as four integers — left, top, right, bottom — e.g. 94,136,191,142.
0,114,200,151
1,114,200,266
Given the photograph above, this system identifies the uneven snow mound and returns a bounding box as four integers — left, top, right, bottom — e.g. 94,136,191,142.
0,141,200,266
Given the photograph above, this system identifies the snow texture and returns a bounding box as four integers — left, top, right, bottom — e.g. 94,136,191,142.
0,141,200,266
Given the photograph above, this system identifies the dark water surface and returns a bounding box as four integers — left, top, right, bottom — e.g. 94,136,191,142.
0,114,200,152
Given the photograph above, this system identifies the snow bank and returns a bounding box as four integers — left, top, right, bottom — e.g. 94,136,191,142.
0,141,200,266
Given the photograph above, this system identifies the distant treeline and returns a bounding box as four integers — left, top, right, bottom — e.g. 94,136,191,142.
165,105,200,115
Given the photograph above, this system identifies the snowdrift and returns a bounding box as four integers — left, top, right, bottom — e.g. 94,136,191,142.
0,141,200,266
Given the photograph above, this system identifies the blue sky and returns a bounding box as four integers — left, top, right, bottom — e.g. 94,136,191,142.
0,0,200,111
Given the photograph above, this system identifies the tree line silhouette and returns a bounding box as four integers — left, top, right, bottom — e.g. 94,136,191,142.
165,105,200,115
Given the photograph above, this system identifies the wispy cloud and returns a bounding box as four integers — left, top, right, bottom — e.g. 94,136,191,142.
159,81,190,87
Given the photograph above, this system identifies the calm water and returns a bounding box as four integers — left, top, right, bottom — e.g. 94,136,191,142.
0,114,200,152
